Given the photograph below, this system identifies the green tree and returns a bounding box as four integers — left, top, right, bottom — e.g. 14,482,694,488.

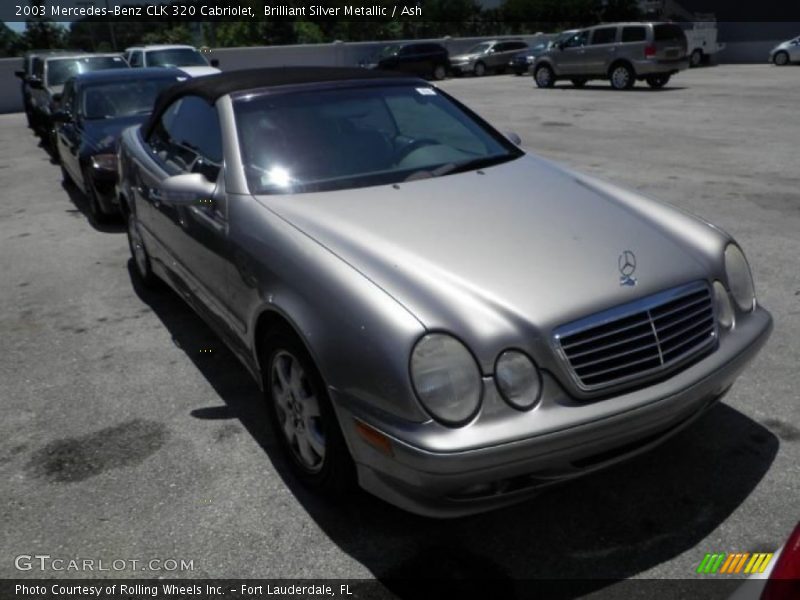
21,17,66,50
142,25,193,45
601,0,641,21
0,21,24,57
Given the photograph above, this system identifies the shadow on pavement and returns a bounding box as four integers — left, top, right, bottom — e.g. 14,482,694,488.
128,262,778,599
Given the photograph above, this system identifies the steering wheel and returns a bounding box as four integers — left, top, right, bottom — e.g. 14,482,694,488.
394,137,440,163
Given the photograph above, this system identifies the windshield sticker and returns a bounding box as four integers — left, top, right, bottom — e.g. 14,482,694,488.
416,87,436,96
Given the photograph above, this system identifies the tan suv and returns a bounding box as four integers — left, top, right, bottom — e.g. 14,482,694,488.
533,22,689,90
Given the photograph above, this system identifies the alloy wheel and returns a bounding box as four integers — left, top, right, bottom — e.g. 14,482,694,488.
271,350,326,473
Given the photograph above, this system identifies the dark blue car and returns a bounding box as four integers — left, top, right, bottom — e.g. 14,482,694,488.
53,68,187,222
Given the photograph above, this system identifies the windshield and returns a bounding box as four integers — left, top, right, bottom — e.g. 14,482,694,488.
379,45,400,58
466,42,492,55
46,56,127,87
146,48,208,67
82,78,181,120
235,84,521,195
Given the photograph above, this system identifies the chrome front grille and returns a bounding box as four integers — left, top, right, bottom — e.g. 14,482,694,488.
554,281,717,393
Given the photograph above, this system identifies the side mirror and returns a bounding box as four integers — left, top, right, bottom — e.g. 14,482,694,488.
504,131,522,146
209,58,220,67
161,172,216,203
52,110,71,123
15,70,25,79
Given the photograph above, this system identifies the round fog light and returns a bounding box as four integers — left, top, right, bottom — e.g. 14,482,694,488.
495,350,542,410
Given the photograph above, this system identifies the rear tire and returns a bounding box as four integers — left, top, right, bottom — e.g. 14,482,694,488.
262,333,355,496
773,51,789,66
571,78,587,88
534,64,555,88
646,74,671,89
690,49,703,68
609,63,635,90
127,212,158,288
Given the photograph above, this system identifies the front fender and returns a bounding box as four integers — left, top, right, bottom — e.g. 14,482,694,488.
233,194,430,424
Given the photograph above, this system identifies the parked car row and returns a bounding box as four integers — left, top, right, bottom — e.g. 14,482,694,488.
15,45,220,152
15,57,772,517
372,22,692,90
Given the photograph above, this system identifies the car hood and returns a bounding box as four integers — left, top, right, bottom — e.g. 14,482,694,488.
451,53,483,62
177,65,220,77
80,115,148,155
256,154,718,364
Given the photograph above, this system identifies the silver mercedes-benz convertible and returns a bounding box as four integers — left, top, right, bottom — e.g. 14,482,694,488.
117,67,772,517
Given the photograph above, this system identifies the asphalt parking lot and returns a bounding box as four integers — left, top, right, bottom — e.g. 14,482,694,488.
1,64,798,593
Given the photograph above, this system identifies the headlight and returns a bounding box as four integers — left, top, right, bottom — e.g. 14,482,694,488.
410,334,481,426
724,244,756,312
495,350,541,410
91,153,117,172
713,281,735,330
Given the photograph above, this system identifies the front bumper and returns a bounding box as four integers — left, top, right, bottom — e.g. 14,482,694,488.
89,168,120,214
450,62,475,74
333,307,772,517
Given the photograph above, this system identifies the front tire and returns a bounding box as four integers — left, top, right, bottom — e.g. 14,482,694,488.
690,49,703,67
432,64,446,81
609,63,635,90
474,61,486,77
646,74,671,89
773,51,789,66
263,334,355,496
534,64,555,88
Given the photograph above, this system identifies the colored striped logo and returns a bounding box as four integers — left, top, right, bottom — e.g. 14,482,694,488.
696,552,774,574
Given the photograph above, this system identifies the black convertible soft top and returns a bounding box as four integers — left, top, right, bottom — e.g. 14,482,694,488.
143,66,413,138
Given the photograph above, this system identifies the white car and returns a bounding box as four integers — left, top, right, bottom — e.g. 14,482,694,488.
768,35,800,66
123,44,220,77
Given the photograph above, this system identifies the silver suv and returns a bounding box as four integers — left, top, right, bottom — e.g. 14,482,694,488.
533,22,689,90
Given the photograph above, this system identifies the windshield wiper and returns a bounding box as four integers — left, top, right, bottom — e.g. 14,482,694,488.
431,154,516,177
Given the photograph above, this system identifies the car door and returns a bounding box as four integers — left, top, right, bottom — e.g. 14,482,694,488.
55,80,82,186
138,95,237,331
398,45,425,76
620,25,648,63
586,26,619,74
555,30,591,75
